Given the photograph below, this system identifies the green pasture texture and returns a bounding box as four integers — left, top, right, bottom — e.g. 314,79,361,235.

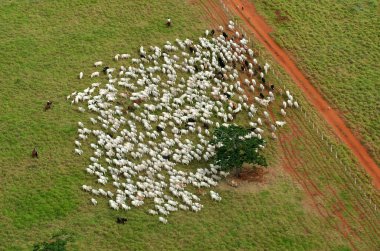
0,0,377,250
276,107,380,250
251,33,380,248
254,0,380,164
247,40,380,250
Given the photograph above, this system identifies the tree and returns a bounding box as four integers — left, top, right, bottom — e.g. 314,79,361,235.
210,125,267,177
33,231,73,251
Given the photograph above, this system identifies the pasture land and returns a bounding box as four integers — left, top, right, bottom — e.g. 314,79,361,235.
254,0,380,165
0,0,378,250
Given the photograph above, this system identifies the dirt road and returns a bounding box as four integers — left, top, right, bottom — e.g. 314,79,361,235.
214,0,380,189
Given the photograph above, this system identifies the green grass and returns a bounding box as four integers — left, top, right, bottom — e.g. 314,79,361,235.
250,42,380,249
0,0,378,250
253,0,380,165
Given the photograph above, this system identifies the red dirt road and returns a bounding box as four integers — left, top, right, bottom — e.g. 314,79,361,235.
220,0,380,189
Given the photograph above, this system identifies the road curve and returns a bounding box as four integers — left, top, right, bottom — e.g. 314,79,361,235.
217,0,380,188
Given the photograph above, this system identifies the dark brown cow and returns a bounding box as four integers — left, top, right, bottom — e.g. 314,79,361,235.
44,101,52,111
32,148,38,158
166,18,171,27
116,217,128,224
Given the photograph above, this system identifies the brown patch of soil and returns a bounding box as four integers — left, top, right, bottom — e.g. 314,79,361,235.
218,165,279,194
238,166,268,183
274,10,289,23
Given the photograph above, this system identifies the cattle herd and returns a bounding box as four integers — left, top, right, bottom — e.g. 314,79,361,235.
68,20,298,223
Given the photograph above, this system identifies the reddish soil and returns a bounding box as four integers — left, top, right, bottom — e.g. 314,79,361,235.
274,10,289,23
218,0,380,189
197,1,380,248
278,120,359,249
238,166,268,182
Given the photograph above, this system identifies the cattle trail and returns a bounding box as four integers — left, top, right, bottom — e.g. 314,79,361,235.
207,0,380,189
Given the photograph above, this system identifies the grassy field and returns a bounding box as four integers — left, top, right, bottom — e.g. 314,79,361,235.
0,0,378,250
254,0,380,165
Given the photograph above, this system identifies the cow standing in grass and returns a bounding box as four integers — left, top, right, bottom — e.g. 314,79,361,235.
32,147,38,158
44,101,52,111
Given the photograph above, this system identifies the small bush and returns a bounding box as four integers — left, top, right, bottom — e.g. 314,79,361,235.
33,231,73,251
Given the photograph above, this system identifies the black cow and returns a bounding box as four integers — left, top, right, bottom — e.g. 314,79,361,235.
270,84,275,90
116,217,128,224
210,29,215,36
156,125,164,132
32,148,38,158
44,101,52,111
224,92,231,99
259,93,265,99
103,66,109,74
217,57,225,68
162,155,171,160
222,32,228,39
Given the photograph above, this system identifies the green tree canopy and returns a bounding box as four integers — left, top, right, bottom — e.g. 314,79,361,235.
33,231,73,251
210,125,267,176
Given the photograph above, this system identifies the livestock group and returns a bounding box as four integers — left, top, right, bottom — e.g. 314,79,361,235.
68,20,298,223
